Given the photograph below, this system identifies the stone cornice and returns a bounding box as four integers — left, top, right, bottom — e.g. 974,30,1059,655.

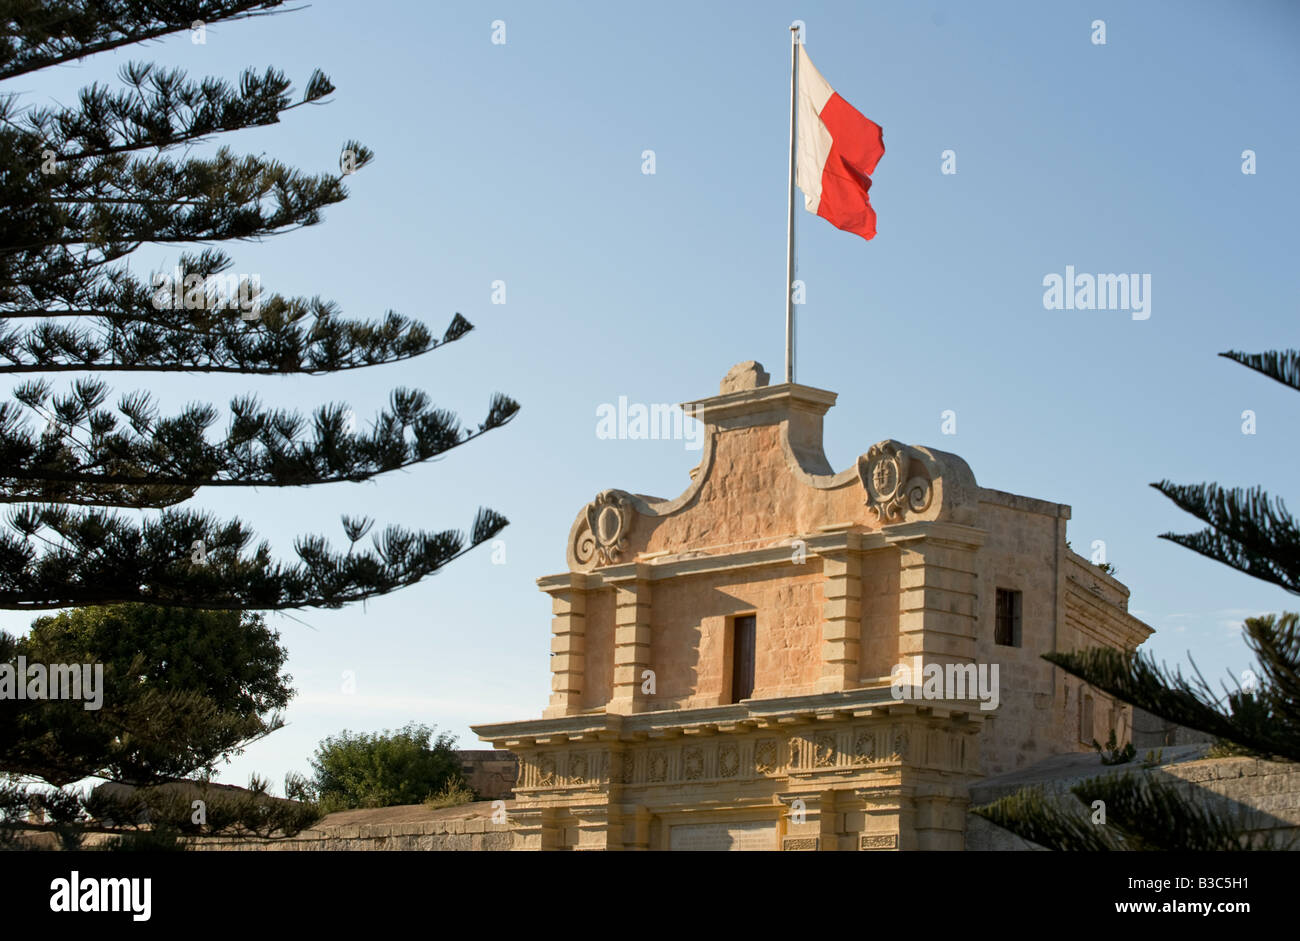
539,520,991,590
472,686,989,747
1063,580,1154,645
679,382,838,428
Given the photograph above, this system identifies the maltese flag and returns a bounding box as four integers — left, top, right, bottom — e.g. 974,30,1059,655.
795,45,885,240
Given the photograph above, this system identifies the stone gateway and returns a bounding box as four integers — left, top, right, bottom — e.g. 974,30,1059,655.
473,363,1152,850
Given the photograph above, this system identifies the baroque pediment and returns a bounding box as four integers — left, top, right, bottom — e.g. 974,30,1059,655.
564,365,979,573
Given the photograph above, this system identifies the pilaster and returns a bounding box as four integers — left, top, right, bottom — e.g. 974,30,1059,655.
541,575,589,718
609,571,653,714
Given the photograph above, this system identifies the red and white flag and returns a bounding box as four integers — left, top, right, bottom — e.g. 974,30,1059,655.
795,45,885,241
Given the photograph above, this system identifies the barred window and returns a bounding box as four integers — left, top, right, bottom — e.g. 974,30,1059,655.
995,588,1022,647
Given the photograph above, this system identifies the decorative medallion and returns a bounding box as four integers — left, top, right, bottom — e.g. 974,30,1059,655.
648,749,668,782
857,441,933,523
754,739,779,775
537,754,556,787
719,743,740,778
853,730,876,764
682,746,704,780
892,730,909,760
620,751,634,784
574,489,635,567
814,733,836,768
569,751,587,785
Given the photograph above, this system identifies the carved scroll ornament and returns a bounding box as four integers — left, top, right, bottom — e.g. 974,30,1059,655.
857,441,934,523
573,489,636,567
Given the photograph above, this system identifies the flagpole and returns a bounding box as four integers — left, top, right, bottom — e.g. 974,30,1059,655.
784,25,799,385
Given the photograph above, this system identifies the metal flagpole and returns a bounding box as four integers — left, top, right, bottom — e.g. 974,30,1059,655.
784,25,799,384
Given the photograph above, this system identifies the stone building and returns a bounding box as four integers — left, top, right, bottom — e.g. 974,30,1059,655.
473,362,1153,850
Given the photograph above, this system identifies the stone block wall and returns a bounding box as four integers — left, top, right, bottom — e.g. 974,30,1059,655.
186,801,514,851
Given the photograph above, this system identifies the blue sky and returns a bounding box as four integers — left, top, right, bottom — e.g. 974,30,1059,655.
4,0,1298,791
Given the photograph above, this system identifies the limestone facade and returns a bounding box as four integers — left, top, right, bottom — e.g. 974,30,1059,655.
473,363,1153,850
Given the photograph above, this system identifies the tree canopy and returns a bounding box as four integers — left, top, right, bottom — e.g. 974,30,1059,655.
0,0,518,612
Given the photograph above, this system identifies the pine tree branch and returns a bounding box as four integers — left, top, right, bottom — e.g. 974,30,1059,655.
0,385,520,502
0,308,470,375
1152,481,1300,595
1045,640,1300,762
0,2,293,81
2,141,369,260
0,505,510,610
973,774,1294,851
1221,349,1300,394
970,784,1119,851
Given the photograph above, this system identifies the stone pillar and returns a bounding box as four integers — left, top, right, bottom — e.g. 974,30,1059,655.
890,525,983,674
542,575,587,718
817,550,862,693
854,784,911,851
778,791,823,851
510,805,563,851
911,784,969,850
629,806,652,851
609,570,652,714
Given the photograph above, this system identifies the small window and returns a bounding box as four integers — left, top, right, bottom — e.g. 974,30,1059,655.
994,588,1021,647
731,615,756,702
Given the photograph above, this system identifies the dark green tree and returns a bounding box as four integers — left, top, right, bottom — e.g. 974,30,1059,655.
0,603,318,847
291,722,466,812
973,350,1300,850
0,0,518,611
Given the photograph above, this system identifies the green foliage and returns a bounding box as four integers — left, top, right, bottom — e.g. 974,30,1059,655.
972,773,1295,851
1,775,322,849
87,779,320,839
1152,482,1300,595
423,780,477,810
0,604,292,785
972,783,1114,851
1048,616,1299,765
101,826,186,852
987,349,1300,849
1091,729,1136,765
301,723,466,811
26,604,291,715
0,0,516,611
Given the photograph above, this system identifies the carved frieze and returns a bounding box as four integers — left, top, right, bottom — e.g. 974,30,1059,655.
569,751,587,785
814,733,836,768
682,746,705,780
853,729,876,764
648,749,669,783
537,755,556,787
782,837,819,851
719,743,740,778
860,834,898,850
